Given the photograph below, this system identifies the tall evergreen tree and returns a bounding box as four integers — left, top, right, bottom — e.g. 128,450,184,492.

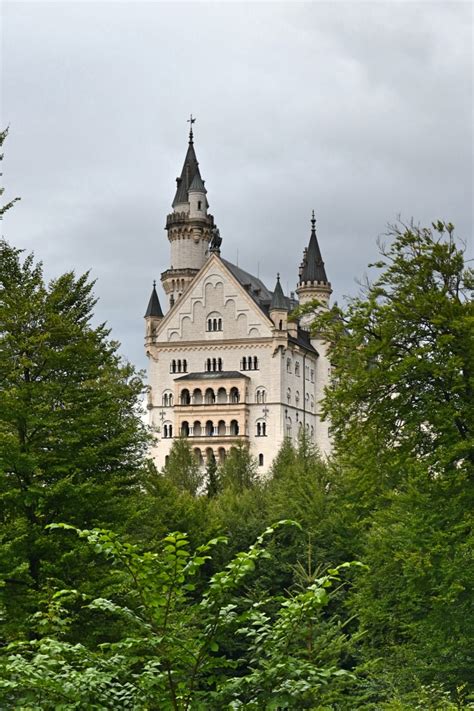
0,240,148,638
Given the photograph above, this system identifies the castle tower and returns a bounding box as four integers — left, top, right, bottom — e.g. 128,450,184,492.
161,118,216,307
269,273,288,331
296,211,332,329
144,280,164,342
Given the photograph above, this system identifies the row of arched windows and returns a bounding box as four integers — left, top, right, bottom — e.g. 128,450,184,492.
241,356,259,371
180,420,240,437
179,387,240,406
170,359,187,374
164,387,265,406
163,423,173,438
256,421,267,437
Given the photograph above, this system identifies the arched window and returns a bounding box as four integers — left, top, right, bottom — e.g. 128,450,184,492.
207,312,223,332
218,420,226,435
193,421,202,437
212,358,217,372
193,388,202,405
205,420,214,436
286,417,292,438
279,320,282,330
287,358,292,373
183,359,187,373
257,422,261,437
230,387,240,404
177,359,182,373
181,421,189,437
194,448,203,466
218,358,222,372
287,387,291,403
258,453,264,467
217,387,227,404
256,420,266,437
171,360,177,373
295,391,300,406
253,356,258,370
165,455,169,466
242,357,247,371
262,421,266,436
205,388,215,404
230,420,239,435
163,423,173,439
180,389,191,406
218,447,226,464
206,358,211,372
255,388,266,404
295,362,300,377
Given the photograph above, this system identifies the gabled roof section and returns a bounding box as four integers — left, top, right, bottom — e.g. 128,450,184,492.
300,212,328,283
223,259,297,318
270,274,288,311
172,137,203,207
144,282,164,318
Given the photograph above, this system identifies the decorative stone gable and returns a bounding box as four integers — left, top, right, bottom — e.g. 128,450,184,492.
153,256,274,345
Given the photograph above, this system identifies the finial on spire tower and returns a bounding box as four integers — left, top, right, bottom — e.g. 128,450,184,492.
187,114,196,143
311,210,316,231
153,279,156,289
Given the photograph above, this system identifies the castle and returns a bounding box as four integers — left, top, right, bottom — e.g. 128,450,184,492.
144,121,332,472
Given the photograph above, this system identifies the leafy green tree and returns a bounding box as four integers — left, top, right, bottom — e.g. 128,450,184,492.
0,128,20,218
304,221,474,698
313,220,473,487
0,241,148,638
218,442,257,492
162,437,203,495
0,522,360,710
206,451,220,498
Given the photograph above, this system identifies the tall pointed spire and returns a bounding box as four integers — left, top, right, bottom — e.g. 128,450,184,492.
299,211,328,284
144,280,164,318
172,116,204,208
270,273,288,311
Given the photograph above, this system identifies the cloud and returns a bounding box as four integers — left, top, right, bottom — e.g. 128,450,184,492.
2,1,472,370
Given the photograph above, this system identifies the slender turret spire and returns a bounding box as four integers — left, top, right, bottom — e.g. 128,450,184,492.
172,116,205,208
270,273,288,311
144,280,164,318
299,211,328,284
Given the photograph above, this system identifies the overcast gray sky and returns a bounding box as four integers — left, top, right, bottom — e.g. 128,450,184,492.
1,1,472,372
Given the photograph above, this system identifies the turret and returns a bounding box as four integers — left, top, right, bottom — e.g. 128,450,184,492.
144,280,164,341
269,274,288,330
296,212,331,328
161,117,217,307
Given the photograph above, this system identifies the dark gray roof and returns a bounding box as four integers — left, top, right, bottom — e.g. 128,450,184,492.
175,371,250,381
270,274,288,311
289,329,318,354
300,216,328,283
172,139,203,207
144,284,164,318
222,258,298,319
189,171,207,193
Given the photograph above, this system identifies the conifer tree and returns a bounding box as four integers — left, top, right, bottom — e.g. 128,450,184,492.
0,240,148,638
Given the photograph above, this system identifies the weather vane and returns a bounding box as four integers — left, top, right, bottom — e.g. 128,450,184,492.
187,114,196,141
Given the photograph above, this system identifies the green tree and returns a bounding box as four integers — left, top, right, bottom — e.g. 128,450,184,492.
0,522,360,710
0,241,148,638
305,221,474,698
0,128,20,218
162,437,203,495
206,451,220,498
218,442,257,492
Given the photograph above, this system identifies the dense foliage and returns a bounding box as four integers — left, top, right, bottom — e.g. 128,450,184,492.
1,135,472,708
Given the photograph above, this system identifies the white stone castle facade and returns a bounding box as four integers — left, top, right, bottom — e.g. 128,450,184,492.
145,124,332,472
